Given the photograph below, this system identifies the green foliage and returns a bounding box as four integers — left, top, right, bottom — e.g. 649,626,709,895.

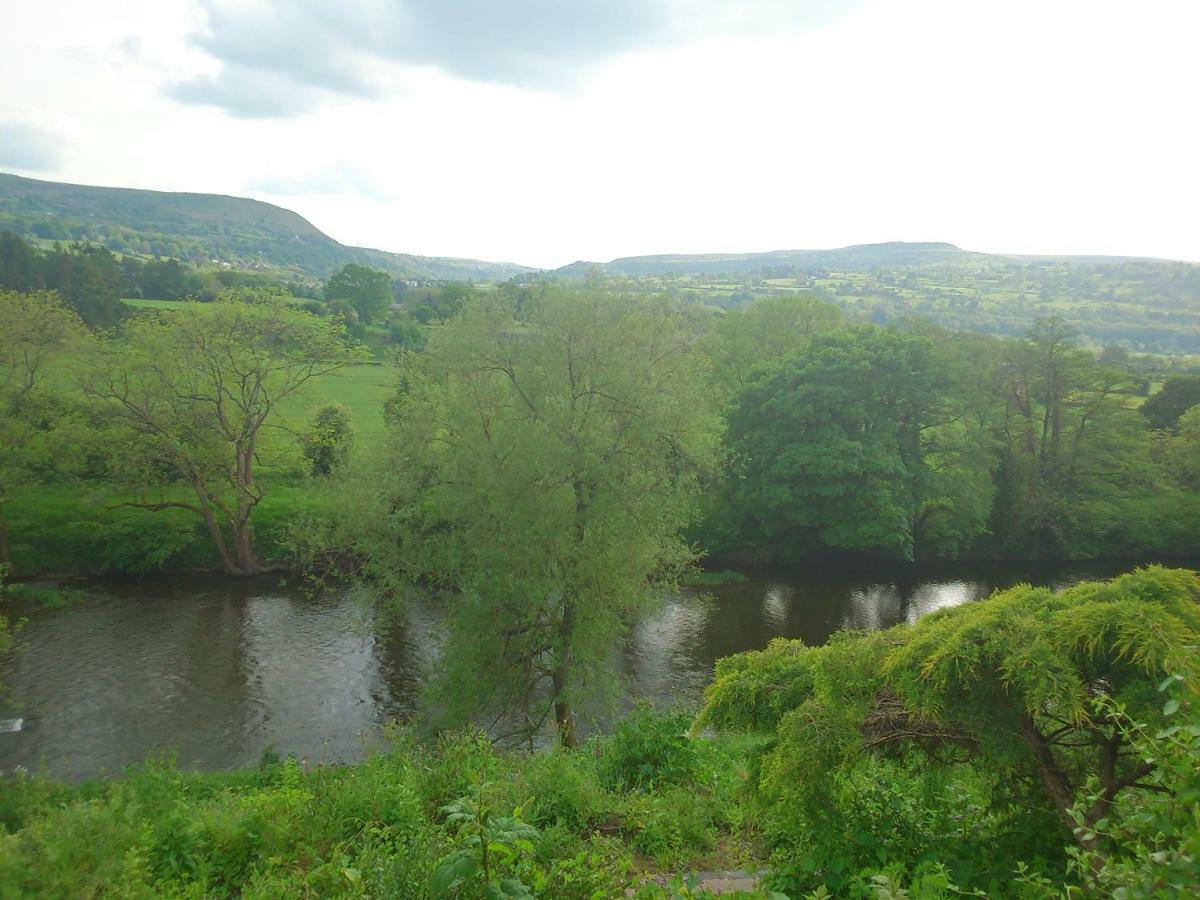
702,293,841,392
572,245,1200,355
681,569,750,587
700,567,1200,895
80,296,362,574
387,315,428,350
303,402,355,476
988,317,1150,558
0,174,531,281
1060,679,1200,897
324,263,394,324
0,725,758,897
338,285,721,744
516,749,604,831
1140,375,1200,430
409,281,476,323
3,481,333,575
601,703,701,792
432,783,539,898
721,326,994,561
0,290,89,571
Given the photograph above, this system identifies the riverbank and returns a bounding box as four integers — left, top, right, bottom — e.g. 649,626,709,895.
0,709,775,899
2,567,1195,897
2,481,334,578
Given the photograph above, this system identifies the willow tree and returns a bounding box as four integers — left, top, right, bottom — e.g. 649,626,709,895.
82,296,359,575
372,286,720,745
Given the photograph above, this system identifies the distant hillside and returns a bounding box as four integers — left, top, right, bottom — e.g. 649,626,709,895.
0,173,532,281
558,242,1200,355
556,242,978,276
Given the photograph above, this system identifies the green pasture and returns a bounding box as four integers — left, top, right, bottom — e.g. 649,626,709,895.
286,362,395,437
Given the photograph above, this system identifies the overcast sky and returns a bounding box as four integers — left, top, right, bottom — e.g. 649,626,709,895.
1,0,1196,268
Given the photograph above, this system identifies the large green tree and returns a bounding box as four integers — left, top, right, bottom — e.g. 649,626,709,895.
324,263,393,324
82,296,359,575
722,326,995,560
351,286,720,745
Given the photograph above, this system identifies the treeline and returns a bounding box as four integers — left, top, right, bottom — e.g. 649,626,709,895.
698,295,1200,562
3,285,1198,577
0,231,317,326
2,283,1198,895
0,231,475,345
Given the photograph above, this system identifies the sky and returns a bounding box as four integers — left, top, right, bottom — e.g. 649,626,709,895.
1,0,1197,269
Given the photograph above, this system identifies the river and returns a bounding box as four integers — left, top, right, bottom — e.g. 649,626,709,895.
0,558,1184,780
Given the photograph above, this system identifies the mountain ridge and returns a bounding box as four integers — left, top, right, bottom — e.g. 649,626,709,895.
0,172,533,281
552,240,1197,277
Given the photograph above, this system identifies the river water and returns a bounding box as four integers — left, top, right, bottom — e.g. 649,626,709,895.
0,559,1183,780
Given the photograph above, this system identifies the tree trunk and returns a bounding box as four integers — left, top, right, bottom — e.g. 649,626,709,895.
230,521,259,576
195,494,258,576
1019,713,1076,831
553,597,578,748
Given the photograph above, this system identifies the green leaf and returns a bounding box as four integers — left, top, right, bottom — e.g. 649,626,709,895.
1157,674,1183,692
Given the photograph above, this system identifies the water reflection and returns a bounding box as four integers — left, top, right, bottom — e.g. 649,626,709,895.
0,577,422,780
0,558,1184,780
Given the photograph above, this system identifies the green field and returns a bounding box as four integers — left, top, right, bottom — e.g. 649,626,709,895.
121,298,193,310
288,362,395,437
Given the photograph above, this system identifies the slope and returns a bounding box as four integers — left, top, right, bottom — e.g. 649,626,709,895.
0,173,532,281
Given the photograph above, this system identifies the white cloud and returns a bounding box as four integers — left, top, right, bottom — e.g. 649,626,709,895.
169,1,864,116
0,0,1196,267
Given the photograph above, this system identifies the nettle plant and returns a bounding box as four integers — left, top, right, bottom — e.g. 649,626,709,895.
431,780,539,899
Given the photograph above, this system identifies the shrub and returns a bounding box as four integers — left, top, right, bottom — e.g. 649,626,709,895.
600,703,699,792
303,403,355,477
518,749,605,831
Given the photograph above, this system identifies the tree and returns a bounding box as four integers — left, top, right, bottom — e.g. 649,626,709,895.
303,403,354,476
353,286,719,745
722,326,994,560
990,317,1147,556
1098,344,1131,368
0,231,39,292
82,297,360,575
1140,375,1200,430
0,290,88,566
698,566,1200,892
41,243,126,328
703,293,841,392
1159,405,1200,489
387,316,427,351
410,281,475,323
324,264,393,324
140,258,189,300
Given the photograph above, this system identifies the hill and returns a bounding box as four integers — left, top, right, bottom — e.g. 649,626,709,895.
0,173,532,281
558,242,1200,355
556,241,979,276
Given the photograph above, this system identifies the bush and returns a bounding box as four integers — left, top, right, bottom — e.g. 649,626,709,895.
303,403,355,477
600,703,700,792
518,749,605,831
